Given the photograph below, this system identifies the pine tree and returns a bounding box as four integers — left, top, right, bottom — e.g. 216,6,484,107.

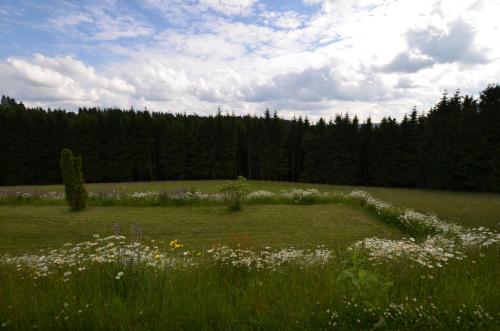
359,118,374,186
478,84,500,191
1,85,499,192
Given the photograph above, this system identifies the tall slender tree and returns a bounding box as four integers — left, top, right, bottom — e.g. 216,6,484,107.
60,148,87,211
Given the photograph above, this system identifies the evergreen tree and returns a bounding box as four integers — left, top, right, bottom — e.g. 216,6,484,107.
60,148,87,211
359,118,374,186
1,85,499,192
478,84,500,191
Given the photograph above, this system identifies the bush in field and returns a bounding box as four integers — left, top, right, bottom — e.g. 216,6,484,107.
60,148,87,211
220,176,248,211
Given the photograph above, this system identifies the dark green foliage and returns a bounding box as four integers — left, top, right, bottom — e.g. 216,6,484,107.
1,85,500,192
60,148,87,211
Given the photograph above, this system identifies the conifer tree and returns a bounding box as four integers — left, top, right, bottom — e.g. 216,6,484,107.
60,148,87,211
1,85,500,192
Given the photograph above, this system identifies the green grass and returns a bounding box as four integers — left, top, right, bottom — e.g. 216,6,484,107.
0,247,498,330
0,204,403,253
357,186,500,230
2,180,499,229
0,181,499,330
0,180,329,194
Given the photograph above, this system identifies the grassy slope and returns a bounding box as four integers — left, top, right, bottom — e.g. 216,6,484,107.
2,180,499,229
0,204,403,254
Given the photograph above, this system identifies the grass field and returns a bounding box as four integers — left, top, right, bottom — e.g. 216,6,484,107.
2,180,500,228
0,180,499,330
0,204,403,253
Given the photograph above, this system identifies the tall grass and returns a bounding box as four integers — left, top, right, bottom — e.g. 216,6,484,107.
0,189,339,207
0,188,498,330
0,246,498,330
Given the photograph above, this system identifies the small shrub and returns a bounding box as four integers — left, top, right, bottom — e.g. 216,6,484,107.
220,176,249,211
60,148,87,211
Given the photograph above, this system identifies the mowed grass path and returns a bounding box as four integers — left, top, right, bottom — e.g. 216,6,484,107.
0,204,403,253
2,179,500,229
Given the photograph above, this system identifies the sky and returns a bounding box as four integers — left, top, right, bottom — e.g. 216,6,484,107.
0,0,499,121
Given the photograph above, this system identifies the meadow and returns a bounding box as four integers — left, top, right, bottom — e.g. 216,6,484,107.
3,180,500,228
0,181,499,330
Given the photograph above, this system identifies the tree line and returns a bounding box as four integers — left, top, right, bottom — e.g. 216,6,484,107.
1,84,499,192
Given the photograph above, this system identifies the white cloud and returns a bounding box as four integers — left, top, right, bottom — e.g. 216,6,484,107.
49,13,93,30
154,31,248,59
244,63,392,103
142,0,257,21
2,0,499,122
303,0,386,15
380,52,436,73
406,18,489,65
260,11,304,29
0,54,135,108
198,0,257,16
47,2,154,41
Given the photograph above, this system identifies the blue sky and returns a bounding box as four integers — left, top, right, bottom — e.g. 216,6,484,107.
1,0,499,121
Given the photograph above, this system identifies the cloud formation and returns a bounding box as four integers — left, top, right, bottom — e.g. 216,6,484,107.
381,52,436,73
406,18,489,65
48,3,155,41
198,0,257,16
0,54,135,107
0,0,499,121
246,65,391,103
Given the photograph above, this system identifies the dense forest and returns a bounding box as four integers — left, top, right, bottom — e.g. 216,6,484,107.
1,84,499,192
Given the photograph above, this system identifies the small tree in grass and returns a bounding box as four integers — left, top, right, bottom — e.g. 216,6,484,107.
220,176,249,211
60,148,87,211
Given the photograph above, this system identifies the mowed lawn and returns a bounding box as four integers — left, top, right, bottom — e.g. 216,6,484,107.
2,179,500,229
0,204,403,253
